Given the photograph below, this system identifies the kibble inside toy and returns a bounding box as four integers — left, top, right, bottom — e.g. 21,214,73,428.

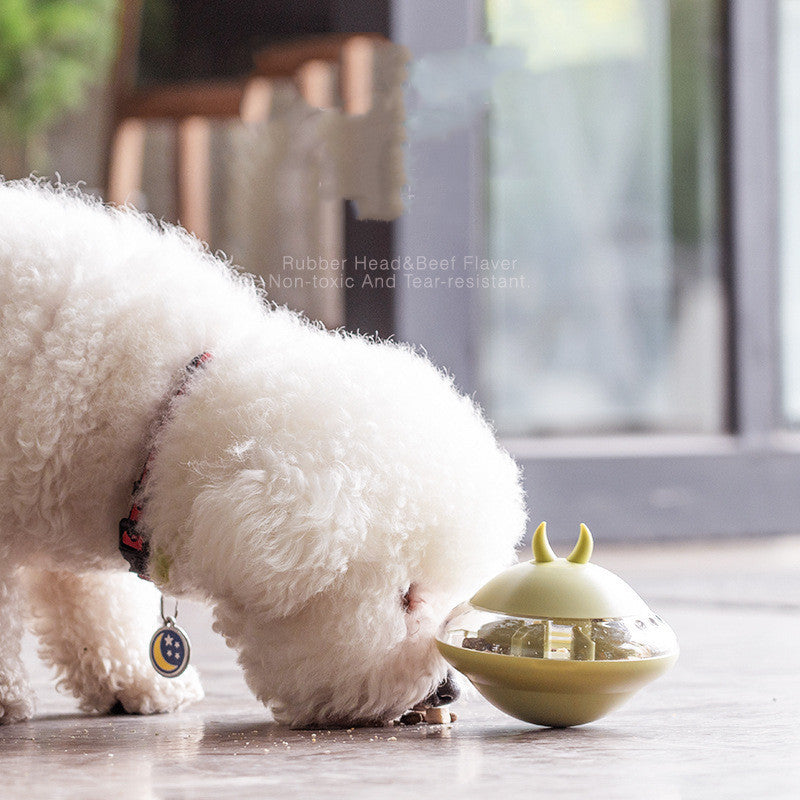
435,523,678,727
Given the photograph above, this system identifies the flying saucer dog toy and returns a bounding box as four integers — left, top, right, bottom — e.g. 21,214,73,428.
436,523,678,727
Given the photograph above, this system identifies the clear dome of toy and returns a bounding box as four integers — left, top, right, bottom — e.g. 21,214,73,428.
435,523,679,727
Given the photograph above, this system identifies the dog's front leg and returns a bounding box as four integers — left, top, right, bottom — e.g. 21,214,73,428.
23,569,203,716
0,566,35,724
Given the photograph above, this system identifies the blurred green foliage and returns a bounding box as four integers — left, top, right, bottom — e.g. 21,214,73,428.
0,0,117,146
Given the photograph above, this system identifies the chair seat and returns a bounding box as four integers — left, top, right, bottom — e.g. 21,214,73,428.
117,80,250,120
252,33,383,79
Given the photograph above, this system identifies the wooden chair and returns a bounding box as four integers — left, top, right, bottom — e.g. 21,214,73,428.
105,0,386,243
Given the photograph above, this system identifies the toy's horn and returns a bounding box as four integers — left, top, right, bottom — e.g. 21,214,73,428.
567,524,593,564
532,522,557,563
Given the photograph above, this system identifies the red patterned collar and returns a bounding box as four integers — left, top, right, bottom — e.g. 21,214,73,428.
119,352,212,579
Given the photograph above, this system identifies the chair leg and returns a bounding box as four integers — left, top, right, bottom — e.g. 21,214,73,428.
316,194,345,330
176,116,211,243
107,117,146,206
240,77,274,124
341,36,376,115
296,59,345,329
296,59,337,110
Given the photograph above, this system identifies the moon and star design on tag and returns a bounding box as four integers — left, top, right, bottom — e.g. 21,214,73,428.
149,621,191,678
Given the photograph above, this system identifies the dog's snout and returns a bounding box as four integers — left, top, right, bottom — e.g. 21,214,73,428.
425,670,461,707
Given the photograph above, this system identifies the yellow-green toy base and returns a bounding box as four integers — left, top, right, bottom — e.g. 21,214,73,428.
437,640,678,727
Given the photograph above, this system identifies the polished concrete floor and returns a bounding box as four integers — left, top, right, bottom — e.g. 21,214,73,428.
2,535,799,799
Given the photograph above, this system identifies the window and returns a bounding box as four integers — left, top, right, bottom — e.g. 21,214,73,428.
780,0,800,424
393,0,800,541
481,0,725,436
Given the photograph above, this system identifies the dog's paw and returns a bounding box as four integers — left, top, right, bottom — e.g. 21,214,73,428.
111,665,204,716
0,693,35,725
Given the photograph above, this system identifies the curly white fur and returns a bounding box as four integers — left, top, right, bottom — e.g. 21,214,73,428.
0,180,526,727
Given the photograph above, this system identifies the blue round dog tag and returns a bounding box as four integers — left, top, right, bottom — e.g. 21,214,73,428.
149,622,191,678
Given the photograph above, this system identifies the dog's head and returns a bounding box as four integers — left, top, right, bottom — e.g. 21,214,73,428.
150,326,526,727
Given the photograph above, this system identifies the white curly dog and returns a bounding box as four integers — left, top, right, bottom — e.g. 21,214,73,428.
0,180,525,728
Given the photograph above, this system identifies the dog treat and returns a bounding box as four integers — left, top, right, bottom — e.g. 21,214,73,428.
459,616,662,661
462,618,548,657
591,619,639,660
424,706,450,724
396,706,457,725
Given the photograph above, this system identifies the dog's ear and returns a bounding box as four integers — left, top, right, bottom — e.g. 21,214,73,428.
184,465,363,616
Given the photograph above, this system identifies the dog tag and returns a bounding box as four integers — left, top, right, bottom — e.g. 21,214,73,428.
149,598,191,678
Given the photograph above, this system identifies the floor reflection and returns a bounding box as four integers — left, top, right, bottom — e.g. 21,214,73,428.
2,538,799,797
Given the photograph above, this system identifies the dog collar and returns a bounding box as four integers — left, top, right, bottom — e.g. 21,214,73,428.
119,352,213,580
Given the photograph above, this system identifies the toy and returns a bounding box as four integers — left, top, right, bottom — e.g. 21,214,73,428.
436,523,678,727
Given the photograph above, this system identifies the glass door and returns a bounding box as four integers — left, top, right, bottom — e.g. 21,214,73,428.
481,0,725,436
